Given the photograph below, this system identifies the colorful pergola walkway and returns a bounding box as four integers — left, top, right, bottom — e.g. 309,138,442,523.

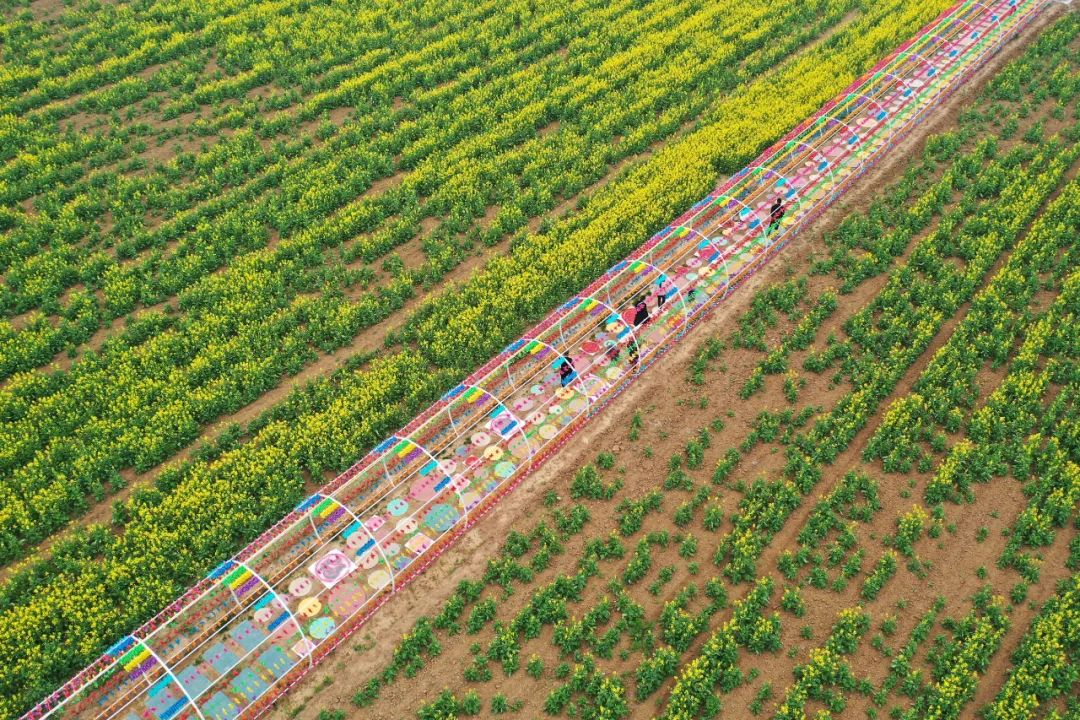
24,1,1054,719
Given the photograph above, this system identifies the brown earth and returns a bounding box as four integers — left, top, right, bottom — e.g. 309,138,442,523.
262,10,1073,719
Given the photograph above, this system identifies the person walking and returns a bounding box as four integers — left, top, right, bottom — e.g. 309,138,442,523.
768,196,786,231
559,355,576,387
632,295,650,327
605,341,620,365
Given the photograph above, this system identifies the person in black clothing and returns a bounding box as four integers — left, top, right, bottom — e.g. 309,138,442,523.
559,356,575,386
606,342,620,364
627,337,639,366
632,296,649,327
768,196,786,231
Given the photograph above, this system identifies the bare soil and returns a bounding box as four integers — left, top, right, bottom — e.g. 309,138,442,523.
263,11,1073,719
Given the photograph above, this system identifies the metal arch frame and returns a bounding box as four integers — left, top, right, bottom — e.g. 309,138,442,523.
696,191,769,253
671,0,960,237
97,655,168,720
456,382,538,460
743,165,807,239
356,517,397,593
868,68,941,143
234,560,317,670
133,641,208,720
566,292,645,378
515,334,601,405
977,0,1029,59
384,434,472,521
96,653,174,720
804,96,865,146
704,193,774,286
928,6,993,63
672,97,849,232
623,254,690,327
588,260,651,317
840,4,1004,193
687,232,740,302
885,12,994,139
895,48,941,76
319,449,463,601
352,477,475,597
258,519,383,614
967,0,1005,25
499,333,573,390
351,433,451,514
925,13,985,59
327,443,408,512
957,0,993,35
651,225,728,312
489,331,583,402
133,583,285,699
241,507,342,593
890,48,948,103
901,11,987,100
913,0,991,48
941,13,977,39
841,87,909,161
358,440,462,527
311,496,397,596
660,225,730,295
784,139,840,191
565,293,639,354
114,574,284,711
666,224,723,260
804,113,866,175
904,25,978,105
869,70,915,107
894,38,972,106
682,196,766,295
326,448,476,599
620,253,698,351
849,4,979,123
844,91,891,127
87,577,246,720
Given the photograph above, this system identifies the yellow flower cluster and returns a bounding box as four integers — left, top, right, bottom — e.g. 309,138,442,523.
986,575,1080,720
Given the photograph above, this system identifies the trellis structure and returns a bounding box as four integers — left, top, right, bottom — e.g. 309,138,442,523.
24,0,1052,718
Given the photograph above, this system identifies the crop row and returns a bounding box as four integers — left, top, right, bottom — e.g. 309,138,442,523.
0,2,1049,716
716,127,1076,586
0,0,881,565
865,177,1080,480
985,573,1080,720
331,19,1080,717
0,4,954,686
0,0,861,559
298,29,1080,716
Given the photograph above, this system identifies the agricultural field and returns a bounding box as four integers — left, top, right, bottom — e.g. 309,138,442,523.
1,0,1079,719
272,11,1080,720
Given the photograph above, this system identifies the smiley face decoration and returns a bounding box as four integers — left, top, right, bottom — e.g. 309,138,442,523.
308,549,357,588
